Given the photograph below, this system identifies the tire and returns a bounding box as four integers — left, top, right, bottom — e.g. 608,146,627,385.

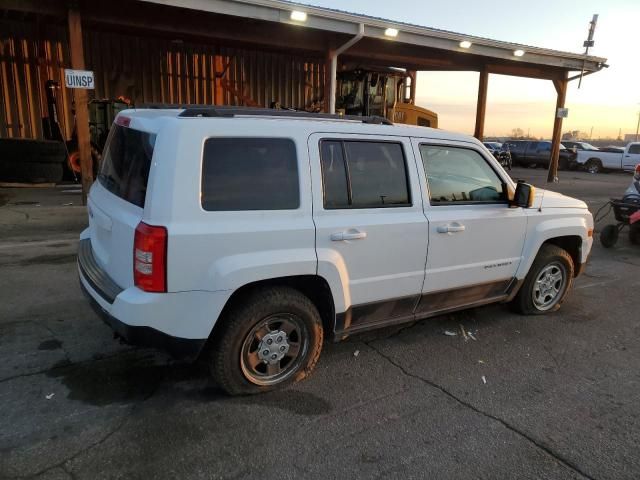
629,224,640,245
209,286,323,395
600,225,619,248
0,161,63,183
512,244,574,315
0,138,66,164
559,158,569,170
585,159,602,174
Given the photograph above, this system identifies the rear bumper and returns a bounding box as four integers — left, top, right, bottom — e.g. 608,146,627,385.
78,238,215,361
80,281,205,361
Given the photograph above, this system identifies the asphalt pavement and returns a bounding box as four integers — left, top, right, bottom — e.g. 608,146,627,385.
1,169,639,479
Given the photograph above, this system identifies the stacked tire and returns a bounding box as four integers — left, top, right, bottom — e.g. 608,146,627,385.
0,138,66,183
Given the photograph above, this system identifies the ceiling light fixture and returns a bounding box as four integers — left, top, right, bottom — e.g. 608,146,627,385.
513,49,525,57
459,40,472,49
290,10,307,22
384,28,399,38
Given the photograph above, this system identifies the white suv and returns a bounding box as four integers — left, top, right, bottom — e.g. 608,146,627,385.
78,107,593,395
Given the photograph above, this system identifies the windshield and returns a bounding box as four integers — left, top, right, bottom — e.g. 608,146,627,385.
580,143,599,150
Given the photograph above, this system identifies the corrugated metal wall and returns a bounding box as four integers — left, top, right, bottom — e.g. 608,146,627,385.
0,19,73,140
0,17,327,140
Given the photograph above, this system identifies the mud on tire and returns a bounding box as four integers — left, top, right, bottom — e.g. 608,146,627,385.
208,286,323,395
512,244,574,315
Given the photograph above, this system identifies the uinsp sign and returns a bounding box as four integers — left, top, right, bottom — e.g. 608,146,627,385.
64,69,95,89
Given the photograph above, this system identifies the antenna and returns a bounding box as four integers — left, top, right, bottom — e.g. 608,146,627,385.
578,14,598,88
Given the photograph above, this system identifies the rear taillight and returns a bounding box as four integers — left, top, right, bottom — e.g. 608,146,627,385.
635,164,640,180
115,115,131,127
134,222,167,293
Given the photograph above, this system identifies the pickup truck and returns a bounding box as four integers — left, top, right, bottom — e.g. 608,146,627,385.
503,140,577,170
576,142,640,174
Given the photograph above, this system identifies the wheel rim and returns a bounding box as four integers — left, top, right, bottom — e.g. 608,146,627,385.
532,262,567,311
240,313,308,386
587,163,599,174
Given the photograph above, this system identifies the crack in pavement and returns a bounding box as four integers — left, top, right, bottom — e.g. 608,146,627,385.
365,341,595,480
8,374,161,480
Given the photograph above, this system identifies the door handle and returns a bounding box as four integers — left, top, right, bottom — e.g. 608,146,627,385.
331,229,367,241
437,223,466,234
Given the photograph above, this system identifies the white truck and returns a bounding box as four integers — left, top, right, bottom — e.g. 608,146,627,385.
577,142,640,174
78,107,594,395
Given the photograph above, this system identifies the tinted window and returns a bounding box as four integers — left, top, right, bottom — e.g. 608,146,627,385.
320,140,410,208
419,145,506,204
201,138,299,211
320,141,349,208
629,144,640,154
98,125,156,208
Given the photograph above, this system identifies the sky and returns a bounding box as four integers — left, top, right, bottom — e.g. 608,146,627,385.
302,0,640,139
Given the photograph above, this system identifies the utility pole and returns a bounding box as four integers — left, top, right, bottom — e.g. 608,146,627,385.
636,110,640,142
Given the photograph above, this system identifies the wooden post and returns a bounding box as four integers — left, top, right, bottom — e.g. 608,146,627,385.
323,51,332,113
67,7,92,205
548,74,568,183
474,69,488,140
407,70,417,104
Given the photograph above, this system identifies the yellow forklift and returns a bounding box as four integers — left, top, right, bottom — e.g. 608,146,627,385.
335,66,437,127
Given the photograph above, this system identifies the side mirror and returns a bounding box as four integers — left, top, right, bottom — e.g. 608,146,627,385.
511,182,535,208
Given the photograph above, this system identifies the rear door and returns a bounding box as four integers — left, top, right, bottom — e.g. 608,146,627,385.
623,144,640,171
88,123,156,288
309,133,428,333
411,138,527,313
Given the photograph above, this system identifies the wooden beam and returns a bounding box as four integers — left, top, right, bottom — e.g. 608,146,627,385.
68,7,92,205
474,69,488,140
486,63,565,81
547,74,568,183
323,51,332,113
407,70,417,104
0,0,66,16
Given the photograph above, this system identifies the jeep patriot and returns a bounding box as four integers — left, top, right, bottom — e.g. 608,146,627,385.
78,107,594,394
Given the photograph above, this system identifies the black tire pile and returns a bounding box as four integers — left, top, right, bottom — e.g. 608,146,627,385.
0,138,66,183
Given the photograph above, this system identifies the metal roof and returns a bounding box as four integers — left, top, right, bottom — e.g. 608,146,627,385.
138,0,607,73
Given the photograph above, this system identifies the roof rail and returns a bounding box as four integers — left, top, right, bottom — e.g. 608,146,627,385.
172,106,393,125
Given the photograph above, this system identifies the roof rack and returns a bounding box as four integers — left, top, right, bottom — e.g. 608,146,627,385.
171,106,393,125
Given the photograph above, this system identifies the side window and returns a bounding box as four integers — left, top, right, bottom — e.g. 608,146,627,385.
419,145,507,204
201,138,299,211
629,144,640,154
319,140,410,209
320,141,349,208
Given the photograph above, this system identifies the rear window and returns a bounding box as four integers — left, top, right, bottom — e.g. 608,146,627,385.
98,125,156,208
201,138,299,211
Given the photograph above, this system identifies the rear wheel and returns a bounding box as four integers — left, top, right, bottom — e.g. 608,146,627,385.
558,158,569,170
585,159,602,174
209,286,323,395
600,224,619,248
512,244,574,315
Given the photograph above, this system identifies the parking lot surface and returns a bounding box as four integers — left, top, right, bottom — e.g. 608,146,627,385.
1,168,639,479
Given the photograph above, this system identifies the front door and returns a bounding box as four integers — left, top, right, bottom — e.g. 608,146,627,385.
309,133,428,335
411,139,527,315
623,144,640,171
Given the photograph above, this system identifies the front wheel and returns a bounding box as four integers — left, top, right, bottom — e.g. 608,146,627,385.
208,286,323,395
600,224,619,248
512,244,574,315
